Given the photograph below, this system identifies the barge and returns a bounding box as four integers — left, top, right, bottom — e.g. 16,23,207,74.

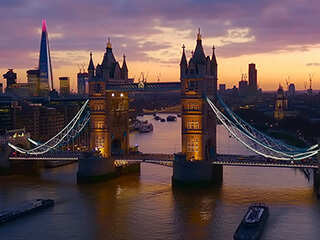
0,199,54,224
234,204,269,240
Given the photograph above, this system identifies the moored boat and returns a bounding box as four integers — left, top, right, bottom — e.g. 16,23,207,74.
166,115,177,121
234,204,269,240
139,122,153,133
0,199,54,224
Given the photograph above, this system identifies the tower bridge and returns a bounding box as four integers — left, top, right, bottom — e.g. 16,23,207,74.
6,30,320,191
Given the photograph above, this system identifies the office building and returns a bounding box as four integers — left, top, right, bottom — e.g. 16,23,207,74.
248,63,257,92
27,69,40,96
77,72,89,95
38,19,54,96
59,77,70,96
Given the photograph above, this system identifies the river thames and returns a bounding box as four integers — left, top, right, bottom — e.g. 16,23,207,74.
1,113,320,239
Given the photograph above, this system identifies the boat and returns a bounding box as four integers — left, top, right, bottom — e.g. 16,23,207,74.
139,122,153,133
0,199,54,224
234,204,269,240
166,115,177,121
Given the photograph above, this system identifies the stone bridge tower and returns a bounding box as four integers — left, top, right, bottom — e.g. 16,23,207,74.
172,29,222,186
87,39,129,157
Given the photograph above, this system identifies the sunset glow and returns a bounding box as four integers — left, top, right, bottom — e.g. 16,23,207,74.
1,0,320,91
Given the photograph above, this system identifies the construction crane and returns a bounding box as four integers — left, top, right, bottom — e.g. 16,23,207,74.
285,76,290,92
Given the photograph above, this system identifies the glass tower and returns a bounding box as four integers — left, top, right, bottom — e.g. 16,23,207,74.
38,19,53,96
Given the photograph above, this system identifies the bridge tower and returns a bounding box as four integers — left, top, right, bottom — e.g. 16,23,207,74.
78,40,131,183
172,29,222,186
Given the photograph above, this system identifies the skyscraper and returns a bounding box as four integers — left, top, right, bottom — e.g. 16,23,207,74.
248,63,257,92
27,69,40,96
77,71,89,95
38,19,53,96
59,77,70,96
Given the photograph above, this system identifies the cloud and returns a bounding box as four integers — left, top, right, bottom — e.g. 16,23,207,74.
2,0,320,79
306,63,320,66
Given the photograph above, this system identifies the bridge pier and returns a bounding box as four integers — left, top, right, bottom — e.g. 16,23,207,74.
172,153,222,187
77,152,116,183
77,151,140,184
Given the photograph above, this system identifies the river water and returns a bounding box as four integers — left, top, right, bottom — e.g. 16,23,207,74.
1,113,320,240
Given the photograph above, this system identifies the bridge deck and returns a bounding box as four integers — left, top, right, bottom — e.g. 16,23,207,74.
10,153,319,169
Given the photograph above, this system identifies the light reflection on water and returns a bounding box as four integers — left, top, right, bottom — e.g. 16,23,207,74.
0,113,320,239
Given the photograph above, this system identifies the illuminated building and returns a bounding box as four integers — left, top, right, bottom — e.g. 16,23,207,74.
274,84,298,121
59,77,70,96
38,19,54,96
88,39,129,156
0,94,18,134
180,29,217,161
27,69,40,96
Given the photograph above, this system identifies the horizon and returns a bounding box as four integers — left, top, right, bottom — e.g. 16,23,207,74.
1,0,320,92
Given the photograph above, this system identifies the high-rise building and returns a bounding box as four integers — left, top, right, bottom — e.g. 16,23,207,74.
288,83,295,96
248,63,257,92
238,80,248,97
27,69,40,96
0,94,19,134
77,72,89,95
3,69,17,88
59,77,70,96
38,19,53,96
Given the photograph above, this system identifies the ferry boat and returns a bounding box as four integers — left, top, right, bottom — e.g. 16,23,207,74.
0,199,54,224
139,122,153,133
234,204,269,240
166,115,177,121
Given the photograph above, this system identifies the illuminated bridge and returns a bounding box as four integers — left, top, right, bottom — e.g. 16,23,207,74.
7,95,319,165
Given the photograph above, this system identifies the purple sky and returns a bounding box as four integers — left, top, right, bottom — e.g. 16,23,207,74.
1,0,320,90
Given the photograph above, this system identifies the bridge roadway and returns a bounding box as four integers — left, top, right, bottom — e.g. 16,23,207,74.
115,153,319,169
10,153,319,169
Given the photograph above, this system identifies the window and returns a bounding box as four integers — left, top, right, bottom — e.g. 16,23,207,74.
95,121,104,129
187,137,196,152
195,138,198,152
95,136,104,148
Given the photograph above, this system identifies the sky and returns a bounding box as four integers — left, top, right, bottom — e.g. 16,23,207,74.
1,0,320,92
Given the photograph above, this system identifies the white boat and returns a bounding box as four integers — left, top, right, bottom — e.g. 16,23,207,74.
139,122,153,133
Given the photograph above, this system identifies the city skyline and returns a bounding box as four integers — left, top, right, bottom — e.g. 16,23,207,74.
1,0,320,91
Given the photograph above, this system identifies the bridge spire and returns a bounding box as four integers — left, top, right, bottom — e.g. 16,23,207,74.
180,44,187,66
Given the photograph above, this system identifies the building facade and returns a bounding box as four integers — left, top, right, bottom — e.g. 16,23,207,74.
77,72,89,95
38,19,54,96
88,39,129,157
27,69,40,96
59,77,70,96
180,30,217,161
248,63,257,92
3,69,17,88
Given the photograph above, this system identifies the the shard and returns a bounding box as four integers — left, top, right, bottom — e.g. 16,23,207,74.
38,19,53,96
